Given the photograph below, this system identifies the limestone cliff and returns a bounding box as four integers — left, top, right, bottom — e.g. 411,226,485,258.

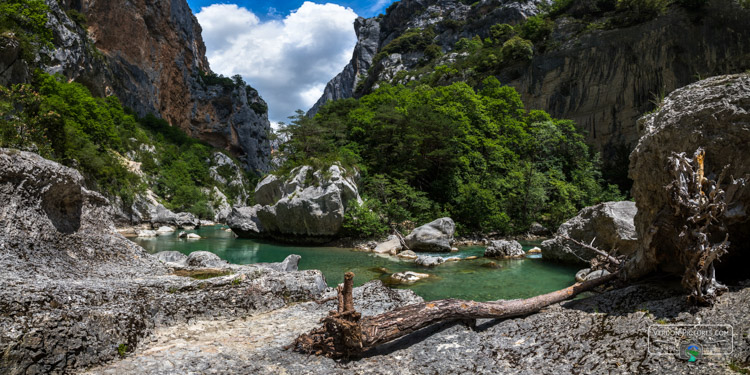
82,0,271,172
310,0,750,176
1,0,271,172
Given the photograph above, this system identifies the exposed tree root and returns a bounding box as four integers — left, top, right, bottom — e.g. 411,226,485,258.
667,149,736,305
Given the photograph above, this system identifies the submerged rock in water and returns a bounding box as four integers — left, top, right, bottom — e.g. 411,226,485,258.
405,217,455,252
374,236,402,254
0,149,327,374
484,240,524,258
415,255,446,267
390,271,431,284
482,261,502,269
138,229,158,237
541,201,637,264
397,250,418,260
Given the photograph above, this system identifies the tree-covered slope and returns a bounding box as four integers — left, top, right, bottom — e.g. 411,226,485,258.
280,78,622,236
1,72,255,220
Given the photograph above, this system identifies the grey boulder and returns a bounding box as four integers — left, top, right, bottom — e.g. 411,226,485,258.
484,240,525,258
405,217,455,252
541,201,637,264
374,236,402,254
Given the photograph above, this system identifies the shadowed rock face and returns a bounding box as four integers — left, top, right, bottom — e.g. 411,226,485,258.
627,73,750,281
0,150,326,374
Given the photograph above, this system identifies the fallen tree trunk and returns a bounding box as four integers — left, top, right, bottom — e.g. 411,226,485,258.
288,270,619,358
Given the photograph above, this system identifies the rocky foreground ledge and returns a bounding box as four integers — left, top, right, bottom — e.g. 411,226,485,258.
0,150,326,374
86,279,750,374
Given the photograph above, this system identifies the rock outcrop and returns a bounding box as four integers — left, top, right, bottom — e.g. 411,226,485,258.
484,239,524,258
307,17,381,116
310,0,541,117
0,149,326,374
541,201,638,264
626,73,750,280
310,0,750,172
405,217,455,252
228,164,362,244
115,189,200,229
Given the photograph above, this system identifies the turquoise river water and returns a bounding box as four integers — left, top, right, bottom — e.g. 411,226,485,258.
130,225,579,302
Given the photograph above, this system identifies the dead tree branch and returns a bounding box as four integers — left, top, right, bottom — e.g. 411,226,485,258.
560,235,624,267
288,267,618,358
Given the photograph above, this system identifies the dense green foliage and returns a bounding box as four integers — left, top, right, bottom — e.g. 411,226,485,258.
0,0,52,60
0,73,252,217
280,78,622,237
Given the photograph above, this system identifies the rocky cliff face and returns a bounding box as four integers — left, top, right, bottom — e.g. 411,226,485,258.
504,0,750,166
310,0,750,173
81,0,271,172
0,0,271,172
309,0,543,116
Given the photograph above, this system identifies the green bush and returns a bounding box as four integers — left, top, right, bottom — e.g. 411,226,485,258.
65,9,87,29
454,35,483,52
676,0,708,8
382,27,436,55
738,0,750,8
281,77,621,233
518,16,553,43
423,44,442,60
250,101,268,115
1,72,250,218
342,198,388,238
197,70,235,88
489,23,515,45
501,36,534,61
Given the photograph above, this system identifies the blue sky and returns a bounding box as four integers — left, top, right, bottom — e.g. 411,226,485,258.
188,1,396,124
187,1,395,19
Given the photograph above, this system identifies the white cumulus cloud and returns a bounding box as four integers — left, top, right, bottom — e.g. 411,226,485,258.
196,2,358,123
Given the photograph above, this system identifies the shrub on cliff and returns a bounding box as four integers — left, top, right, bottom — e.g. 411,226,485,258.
501,37,534,61
0,0,52,60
